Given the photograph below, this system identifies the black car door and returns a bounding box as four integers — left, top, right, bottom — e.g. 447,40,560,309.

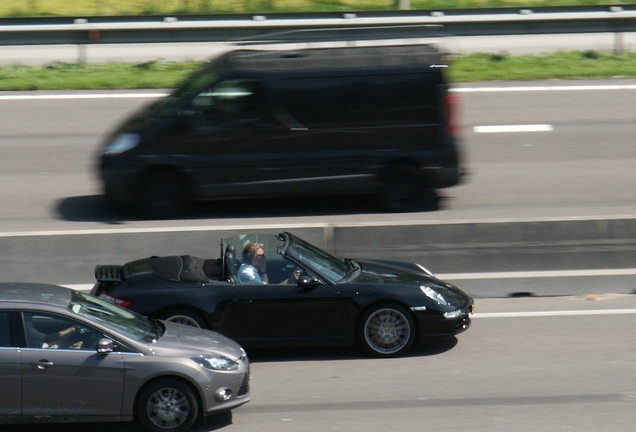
221,281,346,344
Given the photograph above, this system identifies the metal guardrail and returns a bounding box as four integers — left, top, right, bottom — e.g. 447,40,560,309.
0,6,635,47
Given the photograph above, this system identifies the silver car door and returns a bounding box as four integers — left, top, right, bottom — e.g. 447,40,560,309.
20,311,126,417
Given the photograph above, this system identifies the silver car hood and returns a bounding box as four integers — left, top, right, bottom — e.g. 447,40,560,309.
148,321,246,360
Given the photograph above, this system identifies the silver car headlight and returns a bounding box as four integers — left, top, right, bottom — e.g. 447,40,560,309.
103,133,139,155
420,284,449,305
193,355,239,371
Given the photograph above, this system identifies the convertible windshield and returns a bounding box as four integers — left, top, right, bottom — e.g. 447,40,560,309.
69,291,157,342
287,235,349,282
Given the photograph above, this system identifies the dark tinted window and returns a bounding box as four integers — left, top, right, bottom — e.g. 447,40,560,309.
272,72,439,128
0,311,11,347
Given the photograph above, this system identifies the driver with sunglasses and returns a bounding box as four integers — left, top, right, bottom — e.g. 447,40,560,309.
237,243,268,284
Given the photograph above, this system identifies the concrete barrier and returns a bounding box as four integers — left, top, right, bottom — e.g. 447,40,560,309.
3,216,636,297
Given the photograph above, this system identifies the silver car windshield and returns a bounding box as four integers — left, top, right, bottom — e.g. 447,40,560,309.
69,291,157,342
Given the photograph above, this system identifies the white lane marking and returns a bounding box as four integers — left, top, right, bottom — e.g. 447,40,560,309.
438,269,636,280
473,124,553,133
66,268,636,291
65,284,93,291
65,283,636,319
0,93,167,101
0,223,330,237
474,309,636,318
453,84,636,93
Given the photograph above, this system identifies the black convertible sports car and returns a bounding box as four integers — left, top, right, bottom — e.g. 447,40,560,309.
92,232,473,357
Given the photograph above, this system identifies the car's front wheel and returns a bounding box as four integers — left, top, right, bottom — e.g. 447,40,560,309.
137,379,199,432
359,304,416,357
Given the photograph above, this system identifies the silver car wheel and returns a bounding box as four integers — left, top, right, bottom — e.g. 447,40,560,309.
138,379,199,432
362,305,414,357
147,387,190,429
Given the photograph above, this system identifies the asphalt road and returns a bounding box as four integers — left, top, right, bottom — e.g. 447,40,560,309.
2,79,636,230
2,34,636,432
1,80,636,296
7,295,636,432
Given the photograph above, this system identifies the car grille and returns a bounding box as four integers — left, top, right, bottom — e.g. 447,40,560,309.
238,369,250,397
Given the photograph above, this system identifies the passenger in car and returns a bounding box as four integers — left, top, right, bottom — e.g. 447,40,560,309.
237,243,268,284
24,313,83,349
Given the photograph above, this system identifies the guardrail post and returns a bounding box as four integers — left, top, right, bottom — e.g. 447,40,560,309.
395,0,410,10
614,32,624,54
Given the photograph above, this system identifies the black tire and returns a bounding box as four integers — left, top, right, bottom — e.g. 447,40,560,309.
377,163,425,212
139,170,190,219
158,309,208,329
359,304,416,357
137,379,199,432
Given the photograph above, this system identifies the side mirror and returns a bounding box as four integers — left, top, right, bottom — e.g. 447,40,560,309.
297,275,319,289
97,338,115,354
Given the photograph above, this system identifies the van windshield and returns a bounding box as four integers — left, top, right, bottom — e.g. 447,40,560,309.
152,65,220,114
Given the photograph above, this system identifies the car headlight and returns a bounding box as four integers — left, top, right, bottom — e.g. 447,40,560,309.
193,355,239,371
443,309,463,319
103,133,139,155
420,284,449,305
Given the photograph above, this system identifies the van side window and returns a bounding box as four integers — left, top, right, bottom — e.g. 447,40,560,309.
194,79,262,115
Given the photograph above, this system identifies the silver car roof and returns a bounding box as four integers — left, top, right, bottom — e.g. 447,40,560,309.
0,282,72,309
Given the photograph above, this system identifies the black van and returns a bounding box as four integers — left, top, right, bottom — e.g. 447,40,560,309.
97,43,463,218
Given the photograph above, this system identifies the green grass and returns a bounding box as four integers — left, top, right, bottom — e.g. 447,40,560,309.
0,0,631,17
0,61,201,91
0,1,634,89
1,51,635,91
449,51,636,82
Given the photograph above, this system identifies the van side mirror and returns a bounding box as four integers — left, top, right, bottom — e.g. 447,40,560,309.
97,338,115,354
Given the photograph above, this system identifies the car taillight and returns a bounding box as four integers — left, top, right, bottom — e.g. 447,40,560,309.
445,92,462,135
99,293,132,309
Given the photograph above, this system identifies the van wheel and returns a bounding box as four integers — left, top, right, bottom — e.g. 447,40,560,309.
378,163,425,212
139,170,189,219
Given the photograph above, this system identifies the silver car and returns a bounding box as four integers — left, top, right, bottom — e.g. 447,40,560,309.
0,283,250,432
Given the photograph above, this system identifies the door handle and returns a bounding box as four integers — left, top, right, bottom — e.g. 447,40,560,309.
34,360,54,370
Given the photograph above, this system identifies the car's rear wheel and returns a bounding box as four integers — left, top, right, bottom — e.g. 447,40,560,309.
139,169,190,219
137,379,199,432
159,309,207,329
359,304,416,357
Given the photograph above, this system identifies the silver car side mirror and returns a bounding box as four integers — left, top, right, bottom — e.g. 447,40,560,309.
97,338,115,354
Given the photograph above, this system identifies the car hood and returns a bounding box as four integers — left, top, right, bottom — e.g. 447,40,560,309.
149,320,246,360
354,259,438,285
